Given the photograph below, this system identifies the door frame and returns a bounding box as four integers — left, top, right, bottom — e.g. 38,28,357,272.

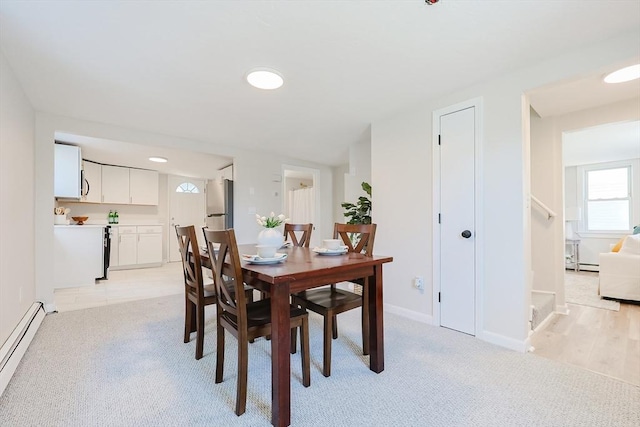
432,97,484,337
281,164,321,248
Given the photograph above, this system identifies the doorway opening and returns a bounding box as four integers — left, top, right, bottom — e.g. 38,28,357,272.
282,165,321,248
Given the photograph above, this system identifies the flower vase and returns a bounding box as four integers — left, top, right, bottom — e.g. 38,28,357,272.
257,228,284,249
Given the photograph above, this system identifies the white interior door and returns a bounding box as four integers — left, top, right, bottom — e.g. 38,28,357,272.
439,106,476,335
168,176,206,262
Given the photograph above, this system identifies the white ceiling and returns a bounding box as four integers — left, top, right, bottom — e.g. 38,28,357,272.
1,1,640,166
563,121,640,167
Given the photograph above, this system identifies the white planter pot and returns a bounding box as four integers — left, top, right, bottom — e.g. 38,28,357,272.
257,228,284,248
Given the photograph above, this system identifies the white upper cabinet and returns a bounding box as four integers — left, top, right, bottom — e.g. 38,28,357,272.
81,160,102,203
130,169,159,206
220,165,233,181
100,165,159,205
54,144,82,199
101,165,130,204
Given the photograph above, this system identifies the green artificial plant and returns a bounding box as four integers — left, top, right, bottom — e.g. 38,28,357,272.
341,182,372,225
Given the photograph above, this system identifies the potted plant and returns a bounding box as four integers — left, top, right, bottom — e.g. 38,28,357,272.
341,182,371,225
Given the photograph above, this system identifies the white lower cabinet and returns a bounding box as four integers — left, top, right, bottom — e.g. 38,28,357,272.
118,232,138,267
137,228,163,264
113,225,162,269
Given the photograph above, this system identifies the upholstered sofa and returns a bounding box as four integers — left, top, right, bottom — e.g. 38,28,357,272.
599,234,640,302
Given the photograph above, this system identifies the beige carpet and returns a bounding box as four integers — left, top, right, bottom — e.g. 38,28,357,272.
565,271,620,311
2,294,639,426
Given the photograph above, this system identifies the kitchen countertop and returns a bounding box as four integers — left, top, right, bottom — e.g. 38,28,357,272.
54,224,106,228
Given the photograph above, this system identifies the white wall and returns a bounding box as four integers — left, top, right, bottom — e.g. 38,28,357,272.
0,51,36,344
34,113,334,309
344,132,372,204
530,108,564,300
531,97,640,307
333,163,349,224
371,31,640,351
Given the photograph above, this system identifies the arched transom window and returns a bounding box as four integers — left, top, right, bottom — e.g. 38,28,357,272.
175,182,200,193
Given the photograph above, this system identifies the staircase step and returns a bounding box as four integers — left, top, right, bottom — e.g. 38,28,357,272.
531,291,555,330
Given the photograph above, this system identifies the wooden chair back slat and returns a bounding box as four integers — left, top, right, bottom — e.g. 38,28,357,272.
284,223,313,247
175,225,204,298
334,223,376,256
203,229,247,326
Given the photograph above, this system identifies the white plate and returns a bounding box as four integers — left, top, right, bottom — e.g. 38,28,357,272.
313,246,348,256
242,253,288,264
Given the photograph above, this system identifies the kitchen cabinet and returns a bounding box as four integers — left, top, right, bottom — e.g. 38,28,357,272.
101,165,158,205
130,169,159,205
137,227,163,264
219,165,233,181
54,144,82,199
53,225,104,288
113,225,162,269
118,228,138,267
109,226,119,267
81,160,102,203
102,165,130,204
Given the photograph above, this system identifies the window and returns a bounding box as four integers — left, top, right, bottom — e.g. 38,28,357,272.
175,182,200,193
585,166,631,231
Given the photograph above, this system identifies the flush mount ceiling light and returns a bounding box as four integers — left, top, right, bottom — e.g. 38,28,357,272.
148,156,168,163
604,64,640,84
246,69,284,90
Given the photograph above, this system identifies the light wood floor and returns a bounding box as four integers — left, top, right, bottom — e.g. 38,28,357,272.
54,262,184,312
530,294,640,386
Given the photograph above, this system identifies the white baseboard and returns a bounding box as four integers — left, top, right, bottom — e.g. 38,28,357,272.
0,302,46,396
383,304,530,353
479,329,530,353
383,303,433,324
555,304,570,315
530,310,557,335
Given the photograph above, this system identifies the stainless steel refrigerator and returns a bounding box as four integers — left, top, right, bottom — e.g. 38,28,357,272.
206,178,233,230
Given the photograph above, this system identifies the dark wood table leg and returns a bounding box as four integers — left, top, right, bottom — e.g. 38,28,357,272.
270,282,291,427
368,264,384,373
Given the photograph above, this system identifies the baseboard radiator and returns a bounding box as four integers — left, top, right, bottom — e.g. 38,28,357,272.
0,302,46,396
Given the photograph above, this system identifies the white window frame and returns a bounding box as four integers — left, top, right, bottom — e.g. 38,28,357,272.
576,159,640,236
175,182,201,193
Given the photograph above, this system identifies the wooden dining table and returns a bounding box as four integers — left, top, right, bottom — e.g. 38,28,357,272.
201,244,393,427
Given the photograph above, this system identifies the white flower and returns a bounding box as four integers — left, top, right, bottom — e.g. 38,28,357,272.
256,212,287,228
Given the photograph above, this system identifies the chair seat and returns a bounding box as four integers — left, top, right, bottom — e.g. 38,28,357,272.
294,287,362,313
221,298,308,330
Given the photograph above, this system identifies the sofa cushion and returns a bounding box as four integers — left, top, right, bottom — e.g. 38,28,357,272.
620,233,640,255
612,236,626,252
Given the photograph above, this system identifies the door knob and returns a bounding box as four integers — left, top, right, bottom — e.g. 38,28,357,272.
461,230,472,239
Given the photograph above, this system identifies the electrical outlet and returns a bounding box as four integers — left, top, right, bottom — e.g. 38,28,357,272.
413,276,424,291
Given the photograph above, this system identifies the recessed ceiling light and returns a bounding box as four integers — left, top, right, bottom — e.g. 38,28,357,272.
246,69,284,90
149,156,168,163
604,64,640,84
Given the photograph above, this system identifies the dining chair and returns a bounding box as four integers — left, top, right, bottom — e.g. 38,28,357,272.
283,223,313,247
203,228,311,416
175,225,215,360
291,223,376,377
